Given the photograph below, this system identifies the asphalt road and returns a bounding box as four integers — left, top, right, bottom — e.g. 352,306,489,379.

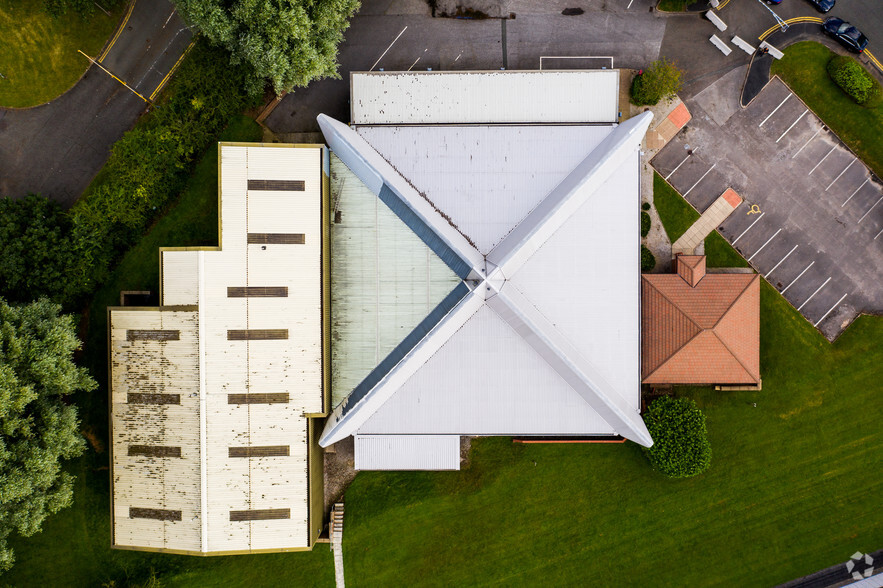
265,0,665,133
0,0,192,207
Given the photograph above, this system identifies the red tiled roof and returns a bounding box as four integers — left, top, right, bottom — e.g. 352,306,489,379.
676,255,706,287
641,268,760,385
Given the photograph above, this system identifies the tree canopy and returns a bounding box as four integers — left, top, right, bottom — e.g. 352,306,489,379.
0,298,96,572
173,0,361,94
642,396,711,478
630,58,683,107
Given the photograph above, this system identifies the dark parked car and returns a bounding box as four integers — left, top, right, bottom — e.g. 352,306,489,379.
806,0,835,13
823,18,869,53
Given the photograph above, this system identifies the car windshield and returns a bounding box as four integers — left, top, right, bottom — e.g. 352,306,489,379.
836,23,860,39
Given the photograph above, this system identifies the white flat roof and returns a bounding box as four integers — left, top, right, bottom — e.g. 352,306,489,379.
351,70,620,125
111,144,324,554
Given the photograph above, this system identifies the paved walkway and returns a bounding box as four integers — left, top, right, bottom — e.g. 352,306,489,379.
331,503,345,588
672,188,742,255
0,0,192,206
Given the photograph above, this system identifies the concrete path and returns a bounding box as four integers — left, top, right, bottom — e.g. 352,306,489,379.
672,188,742,255
0,0,192,206
331,503,345,588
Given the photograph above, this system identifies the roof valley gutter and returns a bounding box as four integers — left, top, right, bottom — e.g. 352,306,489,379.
198,251,208,552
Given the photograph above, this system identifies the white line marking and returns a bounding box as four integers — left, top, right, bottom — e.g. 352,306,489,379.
759,93,791,127
792,127,821,159
875,226,883,240
370,26,408,71
809,146,836,175
683,163,716,197
797,277,831,311
407,57,420,71
454,52,462,62
748,228,781,261
858,195,883,223
766,244,798,277
732,212,765,245
627,0,635,8
826,159,855,191
781,261,814,294
776,110,807,143
163,9,175,28
814,293,847,327
842,178,870,207
665,151,694,181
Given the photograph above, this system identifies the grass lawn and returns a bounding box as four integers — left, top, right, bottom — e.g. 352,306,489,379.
656,0,686,11
653,172,749,268
2,115,331,588
340,284,882,586
772,41,883,178
0,0,123,107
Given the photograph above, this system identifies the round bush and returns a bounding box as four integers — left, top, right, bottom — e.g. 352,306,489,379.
642,202,651,211
641,211,651,237
827,55,881,105
641,245,655,271
630,59,683,106
643,396,712,479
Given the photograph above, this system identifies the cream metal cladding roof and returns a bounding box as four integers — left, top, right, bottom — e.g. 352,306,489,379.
110,144,326,554
351,70,620,125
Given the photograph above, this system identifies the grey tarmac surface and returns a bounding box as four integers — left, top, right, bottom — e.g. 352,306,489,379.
653,77,883,340
265,0,665,133
0,0,192,207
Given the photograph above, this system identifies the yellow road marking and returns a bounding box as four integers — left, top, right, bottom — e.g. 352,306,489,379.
149,39,196,101
78,50,150,103
717,0,732,9
99,0,136,62
759,16,824,41
866,50,883,73
747,204,761,215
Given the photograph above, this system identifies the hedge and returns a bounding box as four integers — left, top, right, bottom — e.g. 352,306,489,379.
61,40,261,303
826,55,881,105
641,245,655,272
643,396,712,478
641,211,651,238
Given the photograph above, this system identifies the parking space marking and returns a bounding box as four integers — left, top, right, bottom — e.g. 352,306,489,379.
665,151,694,181
842,178,870,207
809,146,836,175
766,244,798,277
875,227,883,240
814,293,847,327
825,159,855,191
748,229,781,262
776,110,808,143
732,212,764,245
797,277,831,311
858,195,883,223
683,163,716,197
781,261,814,294
759,94,791,127
792,127,822,159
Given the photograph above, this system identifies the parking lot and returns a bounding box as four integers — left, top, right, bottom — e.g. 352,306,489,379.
652,77,883,340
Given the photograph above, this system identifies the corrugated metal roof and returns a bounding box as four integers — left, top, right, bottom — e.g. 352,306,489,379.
351,70,620,124
355,125,612,253
329,153,461,408
354,435,460,470
111,144,324,553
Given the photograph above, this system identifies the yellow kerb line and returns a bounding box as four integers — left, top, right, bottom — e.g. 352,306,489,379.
149,39,196,101
759,17,823,41
78,50,150,103
99,0,136,62
866,51,883,72
717,0,731,9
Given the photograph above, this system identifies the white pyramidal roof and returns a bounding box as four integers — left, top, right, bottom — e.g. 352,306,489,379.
319,72,654,463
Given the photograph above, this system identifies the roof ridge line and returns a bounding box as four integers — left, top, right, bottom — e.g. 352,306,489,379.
711,273,759,329
710,330,758,382
641,278,704,380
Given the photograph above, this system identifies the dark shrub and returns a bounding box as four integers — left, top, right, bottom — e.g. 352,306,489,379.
631,59,683,106
641,211,651,237
827,55,881,105
643,396,712,479
641,245,655,271
642,202,651,211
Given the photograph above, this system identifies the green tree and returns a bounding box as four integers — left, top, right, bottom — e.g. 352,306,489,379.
0,195,82,306
827,55,881,105
0,298,96,572
642,396,711,479
172,0,360,94
631,58,683,106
